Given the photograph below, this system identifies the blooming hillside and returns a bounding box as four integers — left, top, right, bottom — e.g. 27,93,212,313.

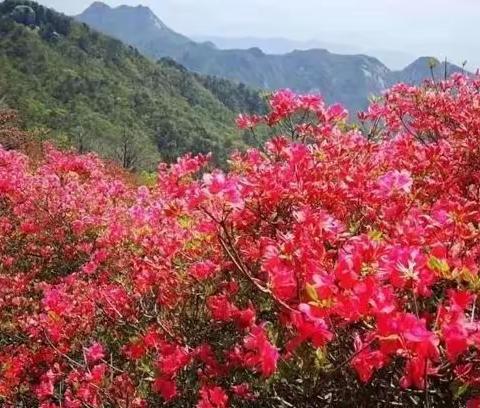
1,74,480,407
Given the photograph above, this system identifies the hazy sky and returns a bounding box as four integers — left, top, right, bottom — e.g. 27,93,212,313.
39,0,480,69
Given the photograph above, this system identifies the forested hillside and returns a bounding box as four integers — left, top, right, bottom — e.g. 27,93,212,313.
0,0,266,167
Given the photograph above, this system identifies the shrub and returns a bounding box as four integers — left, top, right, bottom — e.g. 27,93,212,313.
1,74,480,407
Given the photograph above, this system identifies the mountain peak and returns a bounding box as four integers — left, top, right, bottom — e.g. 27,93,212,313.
118,4,154,15
76,2,191,57
401,56,456,72
85,2,111,12
82,3,158,19
78,2,167,29
410,56,440,66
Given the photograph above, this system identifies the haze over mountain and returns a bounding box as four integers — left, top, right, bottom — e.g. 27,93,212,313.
193,36,416,70
76,2,466,112
192,36,362,57
40,0,480,71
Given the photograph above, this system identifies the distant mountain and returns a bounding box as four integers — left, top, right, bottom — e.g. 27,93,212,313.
193,35,361,56
76,2,466,112
193,36,416,69
175,47,390,111
389,56,466,84
0,0,266,167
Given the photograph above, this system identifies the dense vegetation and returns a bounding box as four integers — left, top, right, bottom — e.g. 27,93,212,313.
1,74,480,407
0,0,266,168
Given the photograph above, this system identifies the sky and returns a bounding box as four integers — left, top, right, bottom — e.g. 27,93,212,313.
39,0,480,69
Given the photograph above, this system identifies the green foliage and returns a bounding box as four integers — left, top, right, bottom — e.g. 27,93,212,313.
0,1,265,168
193,71,267,115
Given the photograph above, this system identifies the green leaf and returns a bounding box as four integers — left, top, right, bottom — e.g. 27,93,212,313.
428,256,449,274
452,382,469,399
314,347,330,369
368,229,383,242
305,283,318,302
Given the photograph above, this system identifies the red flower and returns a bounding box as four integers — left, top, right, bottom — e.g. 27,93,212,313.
286,306,333,352
123,340,147,361
442,322,469,362
467,398,480,408
153,377,178,401
243,325,279,377
85,342,105,364
157,346,191,376
35,370,55,400
236,114,262,129
190,260,218,280
262,244,297,301
197,385,228,408
376,169,413,197
231,383,253,399
351,334,387,383
20,220,39,234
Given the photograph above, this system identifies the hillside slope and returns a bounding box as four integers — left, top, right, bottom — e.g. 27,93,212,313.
0,0,265,167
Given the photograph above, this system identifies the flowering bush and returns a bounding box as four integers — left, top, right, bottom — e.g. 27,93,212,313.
2,74,480,407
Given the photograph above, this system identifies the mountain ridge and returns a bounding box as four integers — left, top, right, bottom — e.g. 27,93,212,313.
193,35,417,69
76,2,465,112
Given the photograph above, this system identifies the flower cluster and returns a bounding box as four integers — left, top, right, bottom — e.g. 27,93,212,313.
1,74,480,407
